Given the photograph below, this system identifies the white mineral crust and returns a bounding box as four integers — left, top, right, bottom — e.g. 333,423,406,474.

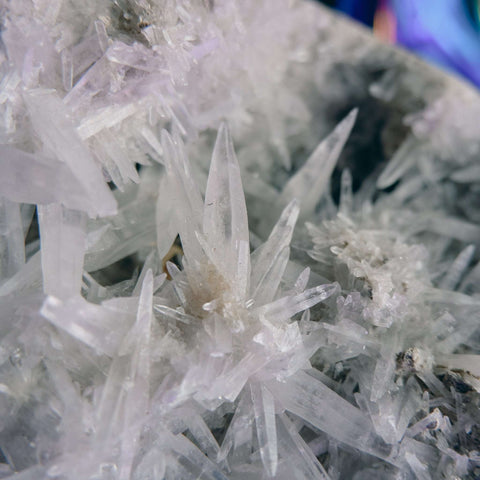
1,0,480,479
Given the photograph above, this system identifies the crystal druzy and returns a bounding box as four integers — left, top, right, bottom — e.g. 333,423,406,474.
1,1,480,479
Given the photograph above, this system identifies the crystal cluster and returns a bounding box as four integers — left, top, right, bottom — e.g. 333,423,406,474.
1,1,480,479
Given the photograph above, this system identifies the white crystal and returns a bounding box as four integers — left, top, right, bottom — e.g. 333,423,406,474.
281,109,358,219
38,204,87,298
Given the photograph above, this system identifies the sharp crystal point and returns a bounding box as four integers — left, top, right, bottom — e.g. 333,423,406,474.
203,121,250,286
277,413,331,480
250,199,299,302
257,283,340,322
281,108,357,217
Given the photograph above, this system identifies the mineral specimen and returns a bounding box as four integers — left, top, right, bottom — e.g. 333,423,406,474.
1,0,480,479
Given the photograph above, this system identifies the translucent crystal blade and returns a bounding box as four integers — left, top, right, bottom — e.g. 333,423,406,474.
38,204,87,298
281,109,357,217
376,136,418,189
256,283,339,323
338,168,353,216
160,431,230,480
206,352,268,403
439,244,475,290
405,452,432,480
161,130,204,262
423,216,480,243
0,146,89,211
370,331,398,402
41,295,133,356
277,413,331,480
438,354,480,377
252,246,290,305
251,382,278,477
250,199,299,299
0,251,42,296
183,412,220,460
96,271,153,480
24,90,117,217
218,390,254,462
269,371,392,462
451,163,480,182
0,198,24,281
203,122,250,289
